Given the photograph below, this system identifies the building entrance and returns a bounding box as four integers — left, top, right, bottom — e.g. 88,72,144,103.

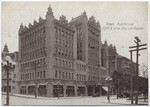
38,85,47,96
53,85,64,97
20,86,26,94
66,86,74,97
28,85,35,95
88,86,93,96
77,86,85,96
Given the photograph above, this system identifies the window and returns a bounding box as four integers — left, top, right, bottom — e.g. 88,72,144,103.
55,71,57,78
59,59,61,66
43,27,46,33
43,71,45,78
69,73,70,79
66,72,68,79
59,71,61,78
32,73,34,79
66,61,68,68
13,74,16,78
69,62,71,68
40,71,42,78
30,73,31,79
72,73,73,79
40,59,42,66
56,38,58,44
55,58,58,66
43,58,45,65
62,72,64,79
62,60,65,67
55,27,57,34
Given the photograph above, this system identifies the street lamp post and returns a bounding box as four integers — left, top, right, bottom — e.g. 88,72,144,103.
2,56,16,106
105,69,112,103
58,83,60,99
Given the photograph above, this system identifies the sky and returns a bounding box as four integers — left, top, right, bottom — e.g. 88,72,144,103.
1,2,148,67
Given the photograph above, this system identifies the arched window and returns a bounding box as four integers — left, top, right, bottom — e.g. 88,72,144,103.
62,60,64,67
66,72,68,79
69,73,70,79
40,71,42,78
59,71,61,78
71,62,73,69
55,71,57,78
69,62,71,68
30,73,31,79
59,59,61,66
55,58,58,66
62,72,64,79
66,61,68,68
55,27,57,34
72,73,73,79
43,71,45,78
40,59,42,66
43,58,45,65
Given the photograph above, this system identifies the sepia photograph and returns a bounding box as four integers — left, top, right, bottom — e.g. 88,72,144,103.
1,1,148,106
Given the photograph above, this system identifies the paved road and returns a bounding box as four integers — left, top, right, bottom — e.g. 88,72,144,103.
1,94,148,106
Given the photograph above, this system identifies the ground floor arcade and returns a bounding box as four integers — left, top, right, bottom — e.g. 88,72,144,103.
19,80,109,97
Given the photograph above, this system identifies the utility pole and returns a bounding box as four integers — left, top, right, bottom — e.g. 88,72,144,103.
129,36,147,105
107,69,110,103
129,50,133,104
34,62,37,98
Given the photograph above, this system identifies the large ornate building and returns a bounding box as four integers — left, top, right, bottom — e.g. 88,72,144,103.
18,5,118,97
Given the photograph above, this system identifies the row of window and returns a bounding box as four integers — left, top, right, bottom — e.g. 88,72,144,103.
55,27,73,41
55,58,74,69
21,47,46,61
76,27,82,34
55,47,73,58
88,76,99,81
77,63,86,71
77,34,83,39
88,43,99,51
55,37,73,49
21,58,46,70
21,71,46,81
88,52,99,60
55,71,73,80
77,74,86,81
88,58,99,67
21,37,45,51
88,36,99,45
88,66,99,74
20,26,46,43
77,43,82,48
88,29,99,38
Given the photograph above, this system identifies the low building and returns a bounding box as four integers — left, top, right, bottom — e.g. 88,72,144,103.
1,44,20,94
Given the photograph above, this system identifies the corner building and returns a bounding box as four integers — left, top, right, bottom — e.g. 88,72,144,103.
18,6,108,97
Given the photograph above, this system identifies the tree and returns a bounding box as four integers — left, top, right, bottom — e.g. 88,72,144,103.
112,70,123,99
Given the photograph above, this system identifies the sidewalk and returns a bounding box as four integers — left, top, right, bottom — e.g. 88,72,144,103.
2,92,92,100
2,92,148,105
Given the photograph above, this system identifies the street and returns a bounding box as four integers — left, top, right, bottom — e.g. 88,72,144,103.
1,94,148,106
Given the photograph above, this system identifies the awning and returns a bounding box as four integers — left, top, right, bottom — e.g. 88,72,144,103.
102,86,108,91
